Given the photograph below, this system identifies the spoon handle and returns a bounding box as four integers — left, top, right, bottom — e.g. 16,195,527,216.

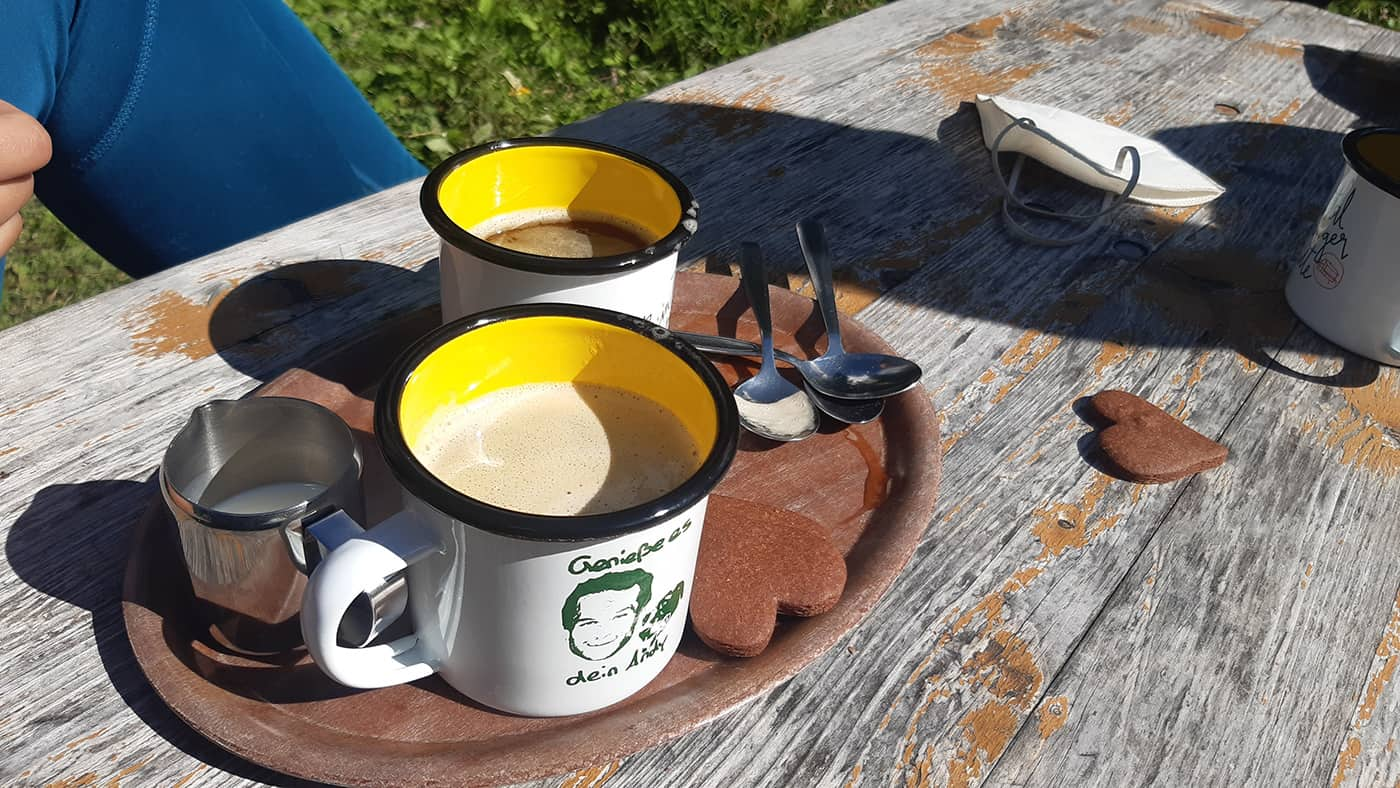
795,218,845,356
737,242,778,375
675,331,804,366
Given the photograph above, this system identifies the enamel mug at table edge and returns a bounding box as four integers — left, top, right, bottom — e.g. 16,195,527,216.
421,137,699,327
300,304,738,717
1287,127,1400,365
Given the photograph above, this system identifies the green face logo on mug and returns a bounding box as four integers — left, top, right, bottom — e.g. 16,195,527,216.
562,569,652,661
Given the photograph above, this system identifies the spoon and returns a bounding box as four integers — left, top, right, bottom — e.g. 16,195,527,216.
793,220,883,424
677,331,880,424
677,323,920,401
794,218,923,400
673,328,921,401
731,242,818,442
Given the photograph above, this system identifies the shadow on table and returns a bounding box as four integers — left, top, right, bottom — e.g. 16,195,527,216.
1304,45,1400,128
5,480,320,787
182,95,1398,390
201,257,440,389
567,101,1383,384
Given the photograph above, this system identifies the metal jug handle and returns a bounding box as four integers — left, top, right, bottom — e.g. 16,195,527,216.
281,509,410,648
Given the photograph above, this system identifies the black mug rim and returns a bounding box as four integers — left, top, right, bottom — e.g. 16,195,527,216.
374,304,739,541
419,137,698,276
1343,127,1400,202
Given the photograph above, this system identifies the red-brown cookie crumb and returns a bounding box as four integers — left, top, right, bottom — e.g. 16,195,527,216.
1090,389,1228,483
690,495,847,658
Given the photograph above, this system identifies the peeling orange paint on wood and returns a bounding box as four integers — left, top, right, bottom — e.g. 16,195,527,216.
1188,10,1256,40
1187,352,1210,387
1253,97,1303,125
917,12,1021,56
1357,590,1400,726
989,330,1063,404
45,774,97,788
1321,369,1400,476
941,429,968,454
1103,101,1134,127
1037,695,1071,739
898,738,919,769
123,287,236,360
1244,39,1304,61
1093,341,1130,376
1031,473,1118,559
946,701,1022,788
963,630,1043,706
1037,20,1101,44
562,760,620,788
1332,736,1361,788
906,743,935,788
171,765,206,788
0,389,62,418
1124,16,1171,34
979,370,997,384
904,61,1047,104
105,759,149,787
904,12,1045,102
844,762,863,787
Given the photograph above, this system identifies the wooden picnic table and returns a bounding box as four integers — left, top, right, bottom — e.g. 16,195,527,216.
5,0,1400,784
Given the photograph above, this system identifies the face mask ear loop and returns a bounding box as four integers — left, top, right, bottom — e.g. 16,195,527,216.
989,116,1143,246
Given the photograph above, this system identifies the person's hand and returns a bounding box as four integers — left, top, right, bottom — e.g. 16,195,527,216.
0,100,52,259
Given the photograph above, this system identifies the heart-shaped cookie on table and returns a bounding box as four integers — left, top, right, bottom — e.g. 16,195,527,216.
1089,389,1228,483
690,495,847,658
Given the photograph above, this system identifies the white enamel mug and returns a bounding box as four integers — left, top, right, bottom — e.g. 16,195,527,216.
300,304,738,716
1288,127,1400,364
421,138,699,326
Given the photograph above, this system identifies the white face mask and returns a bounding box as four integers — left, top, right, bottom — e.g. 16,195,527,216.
976,94,1226,246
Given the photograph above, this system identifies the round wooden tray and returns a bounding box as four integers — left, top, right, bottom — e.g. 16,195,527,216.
122,272,941,787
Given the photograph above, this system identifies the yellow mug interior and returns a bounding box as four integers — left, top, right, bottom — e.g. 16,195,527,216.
398,315,718,463
435,144,681,243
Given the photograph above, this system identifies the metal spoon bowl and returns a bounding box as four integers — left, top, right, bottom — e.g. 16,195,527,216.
675,331,920,401
731,243,818,441
795,218,923,400
805,382,884,424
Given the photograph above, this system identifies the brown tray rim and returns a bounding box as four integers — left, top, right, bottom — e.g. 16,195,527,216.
121,272,942,786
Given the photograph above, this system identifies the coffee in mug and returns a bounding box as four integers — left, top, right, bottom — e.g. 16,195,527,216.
421,138,697,326
300,305,738,716
474,209,654,259
415,381,701,516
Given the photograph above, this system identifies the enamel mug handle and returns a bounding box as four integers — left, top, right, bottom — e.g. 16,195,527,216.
301,511,440,688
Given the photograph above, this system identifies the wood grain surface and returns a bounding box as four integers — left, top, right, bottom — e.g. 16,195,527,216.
3,0,1400,785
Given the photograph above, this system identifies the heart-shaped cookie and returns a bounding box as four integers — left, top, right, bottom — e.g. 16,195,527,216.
1089,389,1227,483
690,495,847,658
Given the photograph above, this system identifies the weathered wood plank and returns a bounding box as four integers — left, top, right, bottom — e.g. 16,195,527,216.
986,22,1400,788
986,331,1400,786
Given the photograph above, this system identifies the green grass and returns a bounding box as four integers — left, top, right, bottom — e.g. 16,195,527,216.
1,0,886,329
1328,0,1400,29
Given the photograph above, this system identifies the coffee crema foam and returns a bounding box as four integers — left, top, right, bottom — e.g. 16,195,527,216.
414,382,701,516
470,208,655,259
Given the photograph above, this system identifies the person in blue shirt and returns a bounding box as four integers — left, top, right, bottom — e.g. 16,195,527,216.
0,0,426,298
